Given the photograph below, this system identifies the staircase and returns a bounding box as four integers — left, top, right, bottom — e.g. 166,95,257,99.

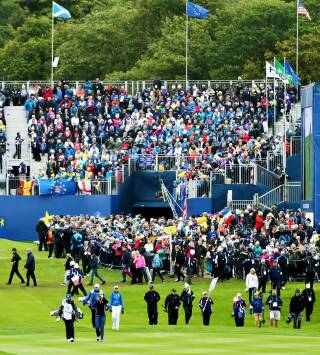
4,106,30,166
4,106,47,177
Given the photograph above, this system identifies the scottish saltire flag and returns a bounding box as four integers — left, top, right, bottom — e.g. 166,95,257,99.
53,1,71,19
285,59,301,85
208,277,219,294
39,178,76,195
187,1,209,19
297,2,311,20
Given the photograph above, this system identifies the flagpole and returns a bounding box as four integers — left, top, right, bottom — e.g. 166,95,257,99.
265,70,268,132
273,57,276,136
296,0,299,75
51,2,54,88
283,57,287,172
185,0,188,91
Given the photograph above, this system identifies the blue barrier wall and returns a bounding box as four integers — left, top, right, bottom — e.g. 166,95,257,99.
119,171,176,213
286,153,302,181
0,195,120,241
187,198,212,216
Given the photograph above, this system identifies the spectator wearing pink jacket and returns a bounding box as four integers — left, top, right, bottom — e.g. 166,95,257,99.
133,251,146,284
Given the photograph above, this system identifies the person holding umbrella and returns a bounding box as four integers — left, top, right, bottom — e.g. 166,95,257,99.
199,291,214,326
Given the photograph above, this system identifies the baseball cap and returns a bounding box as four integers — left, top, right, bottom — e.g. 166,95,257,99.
66,294,72,300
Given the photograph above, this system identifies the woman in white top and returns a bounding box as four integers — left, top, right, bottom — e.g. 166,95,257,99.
246,268,258,303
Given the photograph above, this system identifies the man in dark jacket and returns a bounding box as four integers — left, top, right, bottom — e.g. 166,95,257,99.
88,252,105,286
144,285,160,325
258,259,268,293
165,289,181,325
269,260,282,295
265,289,283,327
24,248,37,286
301,283,316,321
288,288,305,329
36,219,48,251
174,246,185,282
7,248,25,284
180,283,195,324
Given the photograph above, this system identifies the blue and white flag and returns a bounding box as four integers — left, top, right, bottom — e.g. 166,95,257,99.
187,1,209,19
53,1,71,19
285,59,301,85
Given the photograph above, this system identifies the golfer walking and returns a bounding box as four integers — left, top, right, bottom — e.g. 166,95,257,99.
110,285,124,330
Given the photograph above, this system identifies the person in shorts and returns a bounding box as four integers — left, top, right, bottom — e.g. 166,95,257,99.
266,289,283,327
250,292,264,327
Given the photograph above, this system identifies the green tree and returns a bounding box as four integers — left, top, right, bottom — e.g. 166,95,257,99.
110,16,212,80
207,0,296,79
0,17,51,80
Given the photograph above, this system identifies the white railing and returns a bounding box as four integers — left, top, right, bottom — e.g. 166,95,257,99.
289,136,301,156
1,79,274,96
231,200,255,211
258,181,302,209
256,165,282,190
287,181,302,202
186,178,211,199
259,185,284,209
224,164,255,184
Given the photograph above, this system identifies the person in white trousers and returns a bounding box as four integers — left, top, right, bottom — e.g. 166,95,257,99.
110,285,124,330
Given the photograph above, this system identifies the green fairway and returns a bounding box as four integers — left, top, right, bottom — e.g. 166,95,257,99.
0,239,320,354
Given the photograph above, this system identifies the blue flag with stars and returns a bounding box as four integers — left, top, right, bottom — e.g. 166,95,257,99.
187,1,209,19
39,178,76,196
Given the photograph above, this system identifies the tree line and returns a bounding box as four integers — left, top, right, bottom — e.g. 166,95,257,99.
0,0,319,83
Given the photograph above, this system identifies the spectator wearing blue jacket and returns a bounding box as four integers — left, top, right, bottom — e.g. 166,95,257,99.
110,285,124,330
24,248,37,287
24,96,35,120
250,292,264,327
83,284,102,328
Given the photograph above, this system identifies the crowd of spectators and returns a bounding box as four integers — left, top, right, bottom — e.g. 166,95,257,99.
0,96,7,173
38,205,320,289
0,79,296,181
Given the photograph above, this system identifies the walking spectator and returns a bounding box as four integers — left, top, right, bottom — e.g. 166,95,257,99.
246,268,258,303
88,252,105,286
24,248,37,287
7,248,25,285
35,219,48,252
250,292,264,327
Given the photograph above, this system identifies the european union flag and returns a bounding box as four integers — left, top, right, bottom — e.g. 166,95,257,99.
39,178,76,196
53,1,71,20
285,59,301,85
187,1,209,19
